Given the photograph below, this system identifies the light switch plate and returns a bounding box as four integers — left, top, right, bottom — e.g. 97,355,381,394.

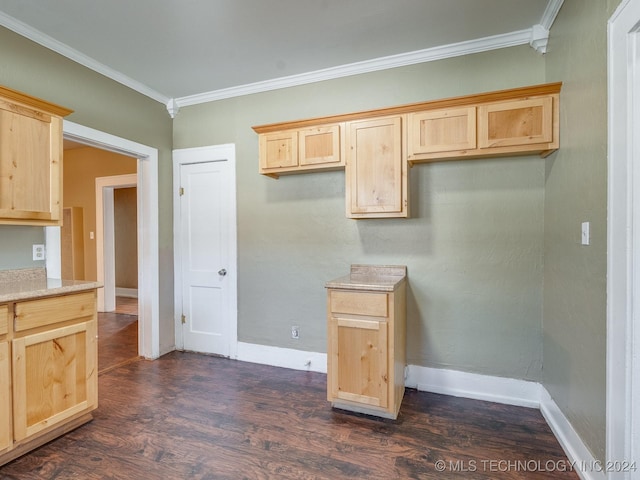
581,222,590,246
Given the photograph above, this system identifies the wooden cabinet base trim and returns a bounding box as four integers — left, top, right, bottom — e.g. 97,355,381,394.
331,392,404,420
0,413,93,468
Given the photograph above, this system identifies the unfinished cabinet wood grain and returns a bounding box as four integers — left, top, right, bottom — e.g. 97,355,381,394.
408,84,560,164
0,305,10,453
0,86,72,226
345,115,407,218
326,267,407,419
478,95,556,152
258,123,344,178
407,106,477,159
10,291,97,445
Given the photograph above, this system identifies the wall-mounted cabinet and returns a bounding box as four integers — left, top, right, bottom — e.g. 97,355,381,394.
345,116,407,219
407,106,477,157
0,86,73,226
258,123,344,178
407,87,559,164
252,82,561,218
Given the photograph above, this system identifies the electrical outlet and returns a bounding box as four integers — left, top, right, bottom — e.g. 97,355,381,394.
32,244,45,261
291,325,300,339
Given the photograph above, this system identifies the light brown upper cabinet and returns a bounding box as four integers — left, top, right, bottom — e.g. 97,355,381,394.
407,106,477,157
0,86,73,226
407,84,560,164
258,123,344,178
252,82,561,218
478,96,554,150
345,115,407,219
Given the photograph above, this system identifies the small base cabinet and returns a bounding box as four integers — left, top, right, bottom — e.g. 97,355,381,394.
0,289,98,467
326,265,406,419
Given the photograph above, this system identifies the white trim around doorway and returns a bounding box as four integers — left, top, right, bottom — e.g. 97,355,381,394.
607,0,640,477
57,120,160,359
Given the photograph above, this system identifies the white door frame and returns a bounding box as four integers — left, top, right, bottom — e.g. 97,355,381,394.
172,144,238,358
95,174,138,313
47,120,160,359
607,0,640,476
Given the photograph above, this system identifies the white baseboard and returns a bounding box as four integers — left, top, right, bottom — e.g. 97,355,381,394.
115,287,138,298
233,342,599,480
405,364,541,408
236,342,327,373
539,387,606,480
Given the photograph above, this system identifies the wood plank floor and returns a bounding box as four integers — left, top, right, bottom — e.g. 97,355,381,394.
0,302,579,479
98,297,139,374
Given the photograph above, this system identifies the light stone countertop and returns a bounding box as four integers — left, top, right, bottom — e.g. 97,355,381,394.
325,264,407,292
0,268,101,303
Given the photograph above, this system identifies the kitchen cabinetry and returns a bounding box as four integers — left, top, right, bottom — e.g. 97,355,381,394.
0,305,10,453
478,96,555,151
258,123,344,178
326,265,406,419
407,106,477,157
253,83,561,218
345,116,407,219
0,85,73,226
407,85,559,164
0,286,98,467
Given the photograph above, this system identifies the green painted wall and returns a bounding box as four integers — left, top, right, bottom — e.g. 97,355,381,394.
543,0,622,463
174,45,547,381
0,4,623,462
0,26,175,354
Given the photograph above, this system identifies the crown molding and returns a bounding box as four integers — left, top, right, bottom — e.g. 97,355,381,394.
171,28,532,113
540,0,565,30
0,3,563,117
0,11,170,105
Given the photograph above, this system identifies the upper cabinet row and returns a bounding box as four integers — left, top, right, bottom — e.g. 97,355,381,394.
253,83,561,219
0,86,73,227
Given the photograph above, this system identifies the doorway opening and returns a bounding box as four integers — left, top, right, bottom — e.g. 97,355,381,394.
46,120,160,359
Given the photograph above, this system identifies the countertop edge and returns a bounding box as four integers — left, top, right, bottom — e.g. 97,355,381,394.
0,280,102,303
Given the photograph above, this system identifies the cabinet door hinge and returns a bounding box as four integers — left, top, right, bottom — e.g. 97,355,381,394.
179,187,185,196
181,314,186,324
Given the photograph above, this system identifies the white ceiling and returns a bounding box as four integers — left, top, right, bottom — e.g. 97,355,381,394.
0,0,562,113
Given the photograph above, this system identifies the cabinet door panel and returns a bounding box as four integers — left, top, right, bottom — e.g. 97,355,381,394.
330,317,388,408
259,131,298,171
0,342,10,452
346,116,406,217
12,320,97,441
299,125,342,166
408,107,476,155
478,97,553,149
0,103,61,223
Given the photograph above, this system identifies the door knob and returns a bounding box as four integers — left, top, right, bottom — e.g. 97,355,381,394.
218,268,227,276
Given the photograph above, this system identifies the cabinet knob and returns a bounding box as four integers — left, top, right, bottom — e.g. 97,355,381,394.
218,268,227,276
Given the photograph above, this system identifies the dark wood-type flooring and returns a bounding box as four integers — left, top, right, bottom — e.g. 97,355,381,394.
0,300,578,479
98,297,139,374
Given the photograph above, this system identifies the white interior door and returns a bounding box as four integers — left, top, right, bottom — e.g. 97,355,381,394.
174,145,237,357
